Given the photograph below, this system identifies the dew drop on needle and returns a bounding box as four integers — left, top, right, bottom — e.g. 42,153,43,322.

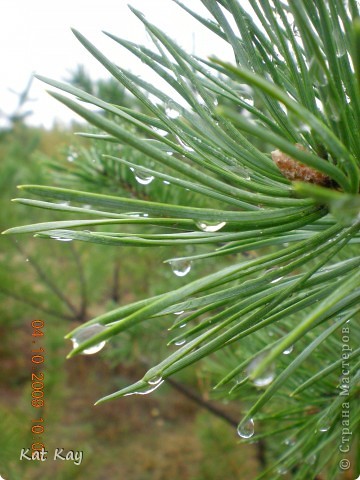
237,418,255,438
71,323,108,355
130,167,154,185
196,221,226,232
169,259,192,277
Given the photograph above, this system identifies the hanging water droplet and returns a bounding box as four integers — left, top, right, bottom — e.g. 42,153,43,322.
282,345,294,355
194,91,206,106
130,167,154,185
306,454,317,465
50,236,73,242
176,136,195,153
318,411,331,432
165,101,181,119
67,147,78,162
277,465,289,475
283,437,296,447
71,323,108,355
169,259,192,277
294,117,311,134
152,127,168,137
163,180,171,185
229,165,251,181
309,58,328,87
125,380,165,396
266,267,284,284
319,423,331,433
247,353,276,387
327,95,341,122
196,221,226,232
175,339,186,346
173,310,196,329
237,418,255,438
147,375,163,386
334,30,346,58
315,97,325,113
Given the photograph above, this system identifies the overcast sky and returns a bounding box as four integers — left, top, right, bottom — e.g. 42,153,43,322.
1,0,234,127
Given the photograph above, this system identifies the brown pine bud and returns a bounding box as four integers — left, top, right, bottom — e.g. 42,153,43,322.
271,144,331,185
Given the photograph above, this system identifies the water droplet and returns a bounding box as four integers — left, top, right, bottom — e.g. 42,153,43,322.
334,30,346,58
237,418,255,438
125,380,164,396
148,375,163,385
58,201,70,207
130,167,154,185
174,311,195,329
50,236,73,242
247,353,275,387
165,101,181,119
295,119,311,134
309,58,328,87
25,258,30,262
283,437,296,447
266,267,284,284
163,180,171,185
196,221,226,232
327,95,341,122
271,275,283,284
67,147,78,162
152,127,168,137
277,465,288,475
229,165,251,180
282,345,294,355
194,91,206,106
175,339,186,346
169,259,192,277
306,454,316,465
174,310,185,315
71,323,107,355
176,136,195,153
318,411,331,432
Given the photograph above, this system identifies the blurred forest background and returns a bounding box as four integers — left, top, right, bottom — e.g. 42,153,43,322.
0,72,261,479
